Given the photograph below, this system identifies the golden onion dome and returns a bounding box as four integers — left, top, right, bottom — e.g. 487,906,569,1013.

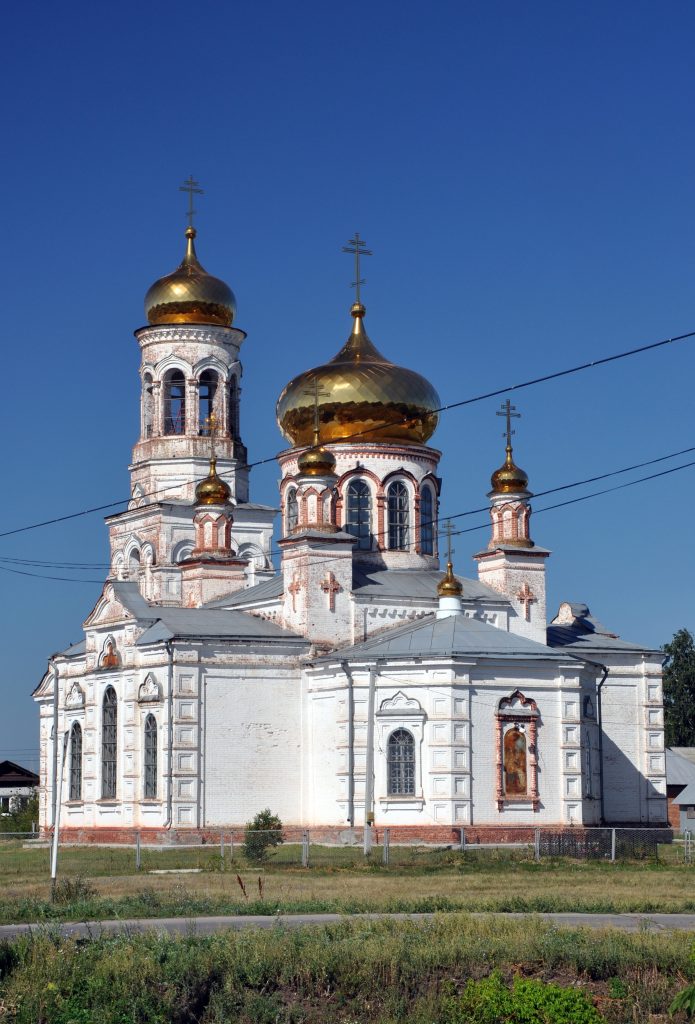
276,303,440,446
491,446,529,495
297,444,337,477
437,561,463,598
195,457,232,506
145,227,237,327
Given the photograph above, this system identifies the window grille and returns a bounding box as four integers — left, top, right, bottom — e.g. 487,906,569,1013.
387,482,409,550
163,371,186,435
420,486,434,555
69,722,82,801
198,370,218,434
286,488,299,534
388,729,416,795
144,714,157,799
345,480,372,550
102,686,117,799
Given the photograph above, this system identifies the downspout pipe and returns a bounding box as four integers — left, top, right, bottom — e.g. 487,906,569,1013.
163,640,174,829
50,658,59,829
340,661,355,827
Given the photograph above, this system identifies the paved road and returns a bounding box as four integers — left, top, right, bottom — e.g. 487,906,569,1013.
1,911,695,940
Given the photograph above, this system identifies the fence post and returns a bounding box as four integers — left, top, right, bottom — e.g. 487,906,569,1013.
135,831,141,872
230,835,234,861
301,829,309,868
382,828,390,866
610,828,616,862
220,832,225,865
459,827,465,854
534,828,541,862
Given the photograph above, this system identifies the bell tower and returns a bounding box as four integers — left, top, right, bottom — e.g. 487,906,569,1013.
473,402,549,644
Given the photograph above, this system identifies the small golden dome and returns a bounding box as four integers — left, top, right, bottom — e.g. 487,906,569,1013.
437,561,463,597
195,457,232,505
276,303,440,446
145,227,237,327
297,444,337,477
491,446,529,494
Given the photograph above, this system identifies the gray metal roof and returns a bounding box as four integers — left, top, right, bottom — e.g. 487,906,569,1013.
135,605,305,645
317,612,571,663
670,748,695,767
59,639,86,658
666,749,695,787
352,568,505,603
205,574,285,608
547,622,652,654
111,581,158,621
673,782,695,806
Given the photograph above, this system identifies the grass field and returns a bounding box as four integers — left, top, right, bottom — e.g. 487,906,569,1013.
1,914,694,1021
0,843,693,923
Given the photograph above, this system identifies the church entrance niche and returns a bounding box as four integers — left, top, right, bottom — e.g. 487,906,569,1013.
503,727,527,796
163,370,186,435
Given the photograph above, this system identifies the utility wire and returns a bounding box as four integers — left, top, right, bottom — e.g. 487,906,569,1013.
3,323,694,541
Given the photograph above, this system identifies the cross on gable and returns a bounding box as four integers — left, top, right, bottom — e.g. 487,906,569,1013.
516,582,536,621
287,575,301,613
320,571,341,612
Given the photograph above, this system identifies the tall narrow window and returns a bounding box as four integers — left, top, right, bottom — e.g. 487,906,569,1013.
503,728,527,796
420,486,434,555
387,482,409,550
228,377,239,439
198,370,218,434
69,723,82,801
144,714,157,799
388,729,415,795
286,487,298,534
142,373,154,438
345,480,372,550
163,370,186,435
102,687,117,799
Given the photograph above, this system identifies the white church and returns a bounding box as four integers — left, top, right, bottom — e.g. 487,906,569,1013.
34,216,668,840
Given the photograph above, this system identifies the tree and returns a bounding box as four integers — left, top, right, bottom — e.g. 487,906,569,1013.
662,628,695,746
242,809,284,863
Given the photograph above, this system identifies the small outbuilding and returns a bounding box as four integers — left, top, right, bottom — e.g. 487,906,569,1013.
665,748,695,829
673,782,695,834
0,760,39,814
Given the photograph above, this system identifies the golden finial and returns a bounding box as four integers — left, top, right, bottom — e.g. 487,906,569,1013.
490,400,529,494
437,521,463,597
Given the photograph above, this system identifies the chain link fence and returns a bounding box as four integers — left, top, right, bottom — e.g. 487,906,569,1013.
0,825,690,882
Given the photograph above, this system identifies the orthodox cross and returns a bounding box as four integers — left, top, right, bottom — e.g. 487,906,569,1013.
497,398,520,448
179,175,204,228
342,232,372,305
320,571,341,611
516,582,536,621
288,575,301,613
443,519,455,564
203,412,219,460
303,379,330,447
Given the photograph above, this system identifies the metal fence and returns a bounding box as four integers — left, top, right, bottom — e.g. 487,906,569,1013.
0,825,690,882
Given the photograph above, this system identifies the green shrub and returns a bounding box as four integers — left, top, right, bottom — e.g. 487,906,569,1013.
441,970,603,1023
242,809,283,863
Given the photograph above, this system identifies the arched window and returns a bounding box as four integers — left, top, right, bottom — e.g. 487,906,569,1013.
69,722,82,802
128,548,140,579
142,373,154,438
388,729,415,795
420,486,434,556
163,370,186,435
228,376,239,439
286,487,299,534
198,370,218,434
144,714,157,799
387,481,409,550
503,728,527,796
102,686,117,799
345,480,372,550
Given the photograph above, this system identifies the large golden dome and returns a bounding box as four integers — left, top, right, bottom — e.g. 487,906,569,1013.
276,303,440,446
145,227,237,327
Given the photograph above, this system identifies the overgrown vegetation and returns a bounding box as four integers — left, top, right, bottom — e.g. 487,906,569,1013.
0,916,693,1022
242,808,284,863
0,795,38,836
663,627,695,746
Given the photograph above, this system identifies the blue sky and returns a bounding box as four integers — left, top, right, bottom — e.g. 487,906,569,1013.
3,0,695,770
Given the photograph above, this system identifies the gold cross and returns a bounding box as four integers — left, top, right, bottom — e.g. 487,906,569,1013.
497,399,521,448
342,232,372,305
179,175,204,228
303,379,331,447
